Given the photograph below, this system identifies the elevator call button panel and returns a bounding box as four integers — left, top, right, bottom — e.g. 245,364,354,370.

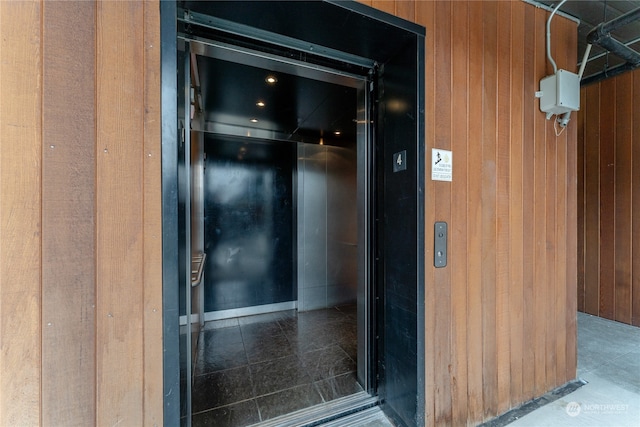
434,221,447,268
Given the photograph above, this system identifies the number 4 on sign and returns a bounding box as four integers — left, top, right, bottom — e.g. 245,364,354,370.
393,150,407,172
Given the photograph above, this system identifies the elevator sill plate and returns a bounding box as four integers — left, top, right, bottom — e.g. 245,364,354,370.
248,392,377,427
318,406,393,427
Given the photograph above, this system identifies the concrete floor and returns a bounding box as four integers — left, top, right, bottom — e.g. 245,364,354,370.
336,312,640,427
510,312,640,426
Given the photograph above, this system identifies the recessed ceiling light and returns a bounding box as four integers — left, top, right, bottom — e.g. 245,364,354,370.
250,118,259,123
256,101,266,107
265,75,278,84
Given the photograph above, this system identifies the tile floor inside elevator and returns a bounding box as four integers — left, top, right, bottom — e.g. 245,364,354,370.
188,304,363,426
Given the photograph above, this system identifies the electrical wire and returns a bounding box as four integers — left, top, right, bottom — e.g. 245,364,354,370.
554,116,567,137
546,0,569,74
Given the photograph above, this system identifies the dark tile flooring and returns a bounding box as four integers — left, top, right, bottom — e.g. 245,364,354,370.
190,304,362,427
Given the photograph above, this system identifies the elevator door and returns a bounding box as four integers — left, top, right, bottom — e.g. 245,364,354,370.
203,137,295,312
186,35,373,423
163,3,425,426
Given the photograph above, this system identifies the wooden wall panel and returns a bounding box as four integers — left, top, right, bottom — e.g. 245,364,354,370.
481,1,499,416
614,73,632,325
395,0,414,22
401,0,579,424
433,1,452,423
560,14,578,385
371,0,394,15
564,18,579,383
533,8,548,397
143,1,165,424
96,1,145,424
509,1,525,407
464,0,485,422
0,2,42,425
583,84,601,315
41,2,96,425
0,1,162,425
633,71,640,326
495,1,512,414
450,2,469,425
545,14,558,392
577,85,586,313
599,78,616,320
578,67,640,326
521,3,537,402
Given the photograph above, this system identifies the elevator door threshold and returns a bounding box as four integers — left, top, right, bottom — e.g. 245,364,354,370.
318,406,394,427
249,392,378,427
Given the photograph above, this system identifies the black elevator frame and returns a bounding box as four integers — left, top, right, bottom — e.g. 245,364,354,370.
161,2,426,426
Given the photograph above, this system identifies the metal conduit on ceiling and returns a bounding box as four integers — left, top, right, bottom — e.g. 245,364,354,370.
531,0,640,84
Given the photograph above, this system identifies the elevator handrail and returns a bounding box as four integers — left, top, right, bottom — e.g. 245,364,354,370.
191,252,206,287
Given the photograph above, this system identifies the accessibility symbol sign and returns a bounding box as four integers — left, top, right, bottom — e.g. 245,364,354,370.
431,148,452,182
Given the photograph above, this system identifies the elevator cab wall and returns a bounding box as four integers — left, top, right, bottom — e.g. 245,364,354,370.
202,136,295,312
193,48,361,316
297,142,358,311
201,136,359,314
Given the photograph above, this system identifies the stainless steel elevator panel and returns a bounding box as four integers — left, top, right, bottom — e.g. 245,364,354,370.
326,146,358,306
297,143,358,312
298,143,328,311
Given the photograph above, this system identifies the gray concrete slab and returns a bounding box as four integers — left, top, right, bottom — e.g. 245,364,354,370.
511,313,640,426
321,312,640,427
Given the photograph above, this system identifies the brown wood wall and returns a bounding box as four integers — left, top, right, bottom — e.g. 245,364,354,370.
0,1,163,425
1,1,578,426
577,68,640,326
365,0,579,425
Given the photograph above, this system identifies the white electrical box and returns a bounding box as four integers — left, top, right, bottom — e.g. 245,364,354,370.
539,69,580,115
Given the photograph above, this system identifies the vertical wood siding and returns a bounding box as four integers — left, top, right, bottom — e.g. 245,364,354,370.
0,2,42,425
578,68,640,326
95,2,145,424
371,1,579,424
0,1,163,425
1,0,579,425
41,2,96,424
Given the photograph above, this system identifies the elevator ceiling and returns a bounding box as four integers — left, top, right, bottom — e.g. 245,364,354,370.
195,54,358,147
180,1,425,148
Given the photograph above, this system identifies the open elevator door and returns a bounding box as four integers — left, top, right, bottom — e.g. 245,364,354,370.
162,2,425,426
180,34,374,424
175,40,206,423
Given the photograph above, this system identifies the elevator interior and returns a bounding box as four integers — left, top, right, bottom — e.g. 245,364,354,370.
163,2,426,426
177,32,372,426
